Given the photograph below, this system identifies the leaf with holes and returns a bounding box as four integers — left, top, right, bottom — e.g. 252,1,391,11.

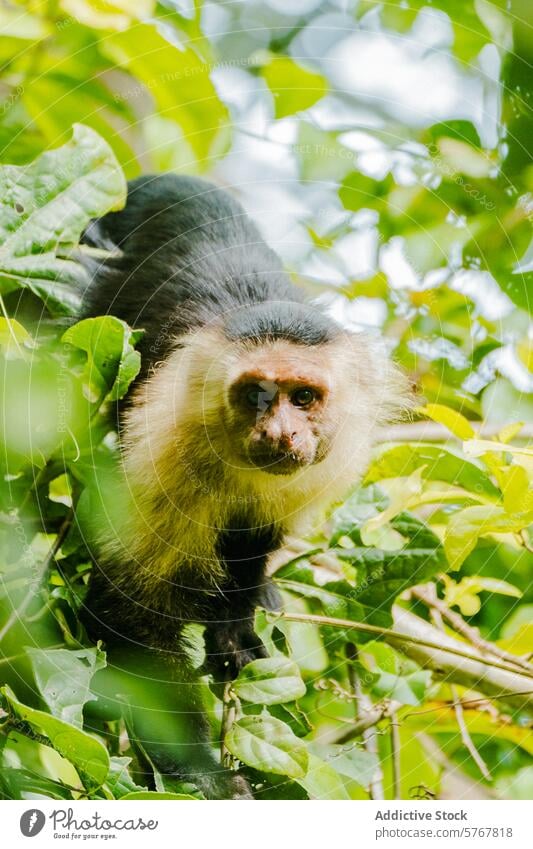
225,716,308,778
232,657,306,705
0,124,126,315
27,646,106,729
62,316,142,403
1,685,109,791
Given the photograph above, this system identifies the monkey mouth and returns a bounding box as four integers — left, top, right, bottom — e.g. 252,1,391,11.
247,448,313,475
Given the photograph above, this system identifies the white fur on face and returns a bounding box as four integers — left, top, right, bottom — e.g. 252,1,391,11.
100,327,411,591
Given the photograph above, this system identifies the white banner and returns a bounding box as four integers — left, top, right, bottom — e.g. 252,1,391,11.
1,800,530,849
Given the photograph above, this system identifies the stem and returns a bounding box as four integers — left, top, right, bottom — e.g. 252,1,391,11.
273,610,533,711
0,511,73,643
274,611,533,680
377,422,533,442
390,710,401,800
428,599,492,783
220,680,237,770
412,584,533,673
334,703,394,743
346,643,384,800
451,685,492,782
392,606,533,712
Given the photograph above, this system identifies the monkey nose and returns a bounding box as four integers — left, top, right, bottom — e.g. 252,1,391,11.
279,431,298,450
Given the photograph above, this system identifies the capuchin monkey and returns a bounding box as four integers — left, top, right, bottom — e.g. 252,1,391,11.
78,174,409,799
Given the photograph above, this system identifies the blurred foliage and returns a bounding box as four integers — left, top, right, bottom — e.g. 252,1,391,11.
0,0,532,802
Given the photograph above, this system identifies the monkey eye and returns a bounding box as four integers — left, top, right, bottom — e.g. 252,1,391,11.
245,385,262,408
291,387,316,407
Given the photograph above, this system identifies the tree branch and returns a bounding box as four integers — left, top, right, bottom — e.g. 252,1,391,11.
389,607,533,712
451,685,492,782
276,610,533,711
377,422,533,443
426,595,492,782
412,584,533,674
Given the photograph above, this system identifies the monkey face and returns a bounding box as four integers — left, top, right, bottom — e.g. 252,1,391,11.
226,350,335,475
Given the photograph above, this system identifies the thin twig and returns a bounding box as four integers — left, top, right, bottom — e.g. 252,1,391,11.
451,685,492,782
333,698,402,743
220,680,237,770
412,584,533,674
377,421,533,442
428,601,492,783
273,610,533,711
0,511,73,643
417,734,496,800
346,643,384,800
274,609,533,679
390,709,401,800
1,717,51,749
393,607,533,712
337,711,381,743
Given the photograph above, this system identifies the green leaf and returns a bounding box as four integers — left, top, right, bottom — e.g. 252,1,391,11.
225,716,308,778
309,745,379,790
319,488,447,622
48,473,73,508
62,316,142,402
339,172,392,216
420,403,475,439
278,507,446,637
105,756,147,799
444,505,533,570
0,317,34,359
102,24,229,164
297,754,350,800
330,483,390,544
232,657,306,705
1,685,109,791
0,767,74,800
426,120,482,149
0,124,126,315
443,575,522,616
27,646,106,729
365,444,500,499
347,513,446,606
23,75,140,178
370,667,431,706
261,57,328,119
267,703,313,738
277,557,389,637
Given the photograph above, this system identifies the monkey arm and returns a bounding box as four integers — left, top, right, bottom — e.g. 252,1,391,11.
202,524,282,679
202,574,281,679
85,646,253,800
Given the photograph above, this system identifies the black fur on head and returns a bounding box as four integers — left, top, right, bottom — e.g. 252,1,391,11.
222,301,341,346
80,174,342,381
